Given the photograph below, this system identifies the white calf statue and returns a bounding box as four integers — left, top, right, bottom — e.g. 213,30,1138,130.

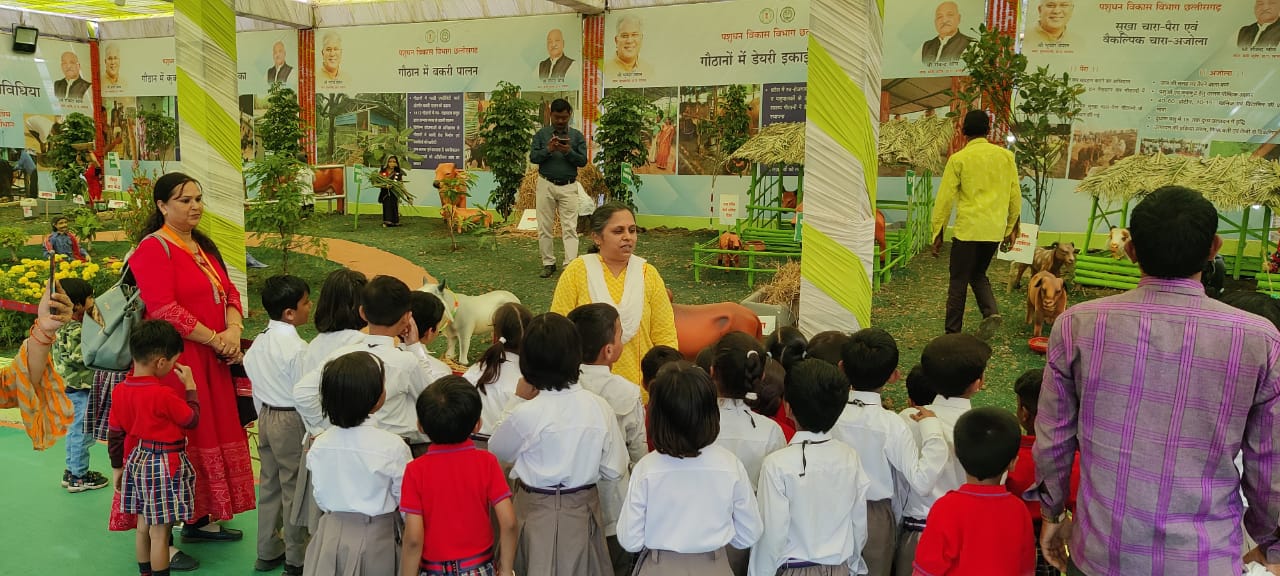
419,279,521,365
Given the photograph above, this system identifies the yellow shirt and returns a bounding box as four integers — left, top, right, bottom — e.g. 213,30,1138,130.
931,137,1022,243
0,342,73,451
550,257,679,387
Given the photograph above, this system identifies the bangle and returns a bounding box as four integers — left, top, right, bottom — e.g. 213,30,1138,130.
28,325,55,346
228,322,243,330
202,332,217,345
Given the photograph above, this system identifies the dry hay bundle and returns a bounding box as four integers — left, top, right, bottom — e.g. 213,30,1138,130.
509,163,609,235
730,122,806,167
1078,153,1280,209
878,116,953,175
759,261,801,306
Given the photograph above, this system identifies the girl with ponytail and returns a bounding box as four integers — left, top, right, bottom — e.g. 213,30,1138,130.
462,302,533,439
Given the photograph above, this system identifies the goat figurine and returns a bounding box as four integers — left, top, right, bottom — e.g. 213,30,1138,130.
1026,270,1067,338
419,279,520,365
1009,241,1076,290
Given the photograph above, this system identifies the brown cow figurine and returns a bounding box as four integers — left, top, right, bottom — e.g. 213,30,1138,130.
1009,241,1076,290
666,288,763,359
1026,270,1067,338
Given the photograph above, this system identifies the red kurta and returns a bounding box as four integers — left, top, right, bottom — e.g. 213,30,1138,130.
109,234,254,530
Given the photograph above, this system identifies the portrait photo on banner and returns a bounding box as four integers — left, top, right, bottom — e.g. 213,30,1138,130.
881,0,985,78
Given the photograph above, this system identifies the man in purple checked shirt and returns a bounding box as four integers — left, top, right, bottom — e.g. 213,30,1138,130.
1034,186,1280,575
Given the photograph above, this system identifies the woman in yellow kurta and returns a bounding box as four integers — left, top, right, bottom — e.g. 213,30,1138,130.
0,284,76,450
551,203,678,386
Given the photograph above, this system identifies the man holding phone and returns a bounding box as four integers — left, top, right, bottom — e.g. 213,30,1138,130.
529,98,588,278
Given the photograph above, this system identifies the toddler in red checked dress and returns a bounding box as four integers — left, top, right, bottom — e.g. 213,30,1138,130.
108,321,202,576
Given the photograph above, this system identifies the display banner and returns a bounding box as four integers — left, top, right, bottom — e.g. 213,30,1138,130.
1,36,95,194
100,37,177,98
239,30,301,96
882,0,988,78
603,0,809,217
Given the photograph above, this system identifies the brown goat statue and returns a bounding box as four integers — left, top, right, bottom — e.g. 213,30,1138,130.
1026,270,1067,338
1009,241,1076,290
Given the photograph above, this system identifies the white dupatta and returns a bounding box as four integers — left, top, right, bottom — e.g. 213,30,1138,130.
581,254,646,344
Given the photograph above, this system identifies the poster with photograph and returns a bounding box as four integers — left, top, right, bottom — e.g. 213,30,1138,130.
100,37,177,98
238,30,301,96
881,0,987,78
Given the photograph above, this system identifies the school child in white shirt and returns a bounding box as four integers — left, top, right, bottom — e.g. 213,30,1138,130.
403,291,452,379
243,275,312,574
462,302,532,440
709,332,786,575
894,334,989,576
569,303,648,576
831,328,945,576
295,276,444,457
618,361,763,575
488,312,628,576
898,364,936,422
751,359,872,576
639,345,683,394
303,351,412,576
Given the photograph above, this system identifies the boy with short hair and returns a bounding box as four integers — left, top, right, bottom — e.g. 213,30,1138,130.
750,359,872,576
1006,368,1080,576
896,333,990,576
403,291,451,378
833,328,945,576
805,331,851,365
55,278,108,492
243,274,311,574
902,364,936,415
912,407,1035,575
401,376,517,576
568,303,646,576
640,344,683,392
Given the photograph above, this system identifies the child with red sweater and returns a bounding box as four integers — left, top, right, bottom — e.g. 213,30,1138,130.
1005,369,1080,576
913,407,1035,576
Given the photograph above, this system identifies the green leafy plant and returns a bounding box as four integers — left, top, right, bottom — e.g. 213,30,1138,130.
140,109,178,172
44,112,95,199
597,89,658,210
245,87,326,273
950,24,1085,226
122,165,157,243
714,84,753,174
437,169,484,251
63,206,102,253
256,85,304,158
0,227,28,262
479,81,539,220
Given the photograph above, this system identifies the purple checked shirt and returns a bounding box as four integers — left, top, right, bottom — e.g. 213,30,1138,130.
1034,277,1280,575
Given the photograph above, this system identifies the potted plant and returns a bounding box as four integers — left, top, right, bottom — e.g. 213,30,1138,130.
479,81,539,220
596,89,658,210
139,109,178,172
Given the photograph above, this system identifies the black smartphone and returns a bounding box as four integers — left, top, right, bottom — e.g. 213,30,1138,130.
47,253,57,292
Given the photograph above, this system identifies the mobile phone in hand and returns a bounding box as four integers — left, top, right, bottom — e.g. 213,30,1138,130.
47,253,57,292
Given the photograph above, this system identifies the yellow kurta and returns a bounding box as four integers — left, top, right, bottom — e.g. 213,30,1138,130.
550,257,679,387
0,341,73,450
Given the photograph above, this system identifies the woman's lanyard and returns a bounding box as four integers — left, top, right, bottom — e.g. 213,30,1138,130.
160,225,227,305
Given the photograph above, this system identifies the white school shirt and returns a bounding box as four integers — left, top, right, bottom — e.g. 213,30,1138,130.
294,334,436,443
292,330,365,435
617,445,763,554
244,320,308,410
749,431,872,576
306,421,411,516
462,351,522,436
579,364,648,536
831,390,947,503
901,396,972,521
402,341,454,385
488,384,628,489
713,398,787,490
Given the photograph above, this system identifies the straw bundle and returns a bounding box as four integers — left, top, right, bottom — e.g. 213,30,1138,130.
1077,153,1280,209
759,261,801,305
877,116,954,175
508,163,610,234
730,122,806,167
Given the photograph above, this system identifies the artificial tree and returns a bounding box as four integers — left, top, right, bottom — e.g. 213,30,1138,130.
44,112,95,199
139,109,177,172
479,81,539,220
597,89,657,210
244,84,323,272
951,24,1085,226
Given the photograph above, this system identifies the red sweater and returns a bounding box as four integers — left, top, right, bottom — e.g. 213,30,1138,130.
1006,435,1080,523
913,484,1036,576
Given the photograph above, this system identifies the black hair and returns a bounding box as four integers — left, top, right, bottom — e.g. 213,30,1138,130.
320,351,385,428
141,172,221,259
519,313,581,391
51,216,69,230
314,269,368,333
751,359,786,417
954,407,1021,481
58,277,92,308
260,275,310,321
1220,291,1280,332
568,303,620,364
408,291,445,337
550,98,573,114
649,361,719,458
1013,368,1044,418
585,202,636,254
905,364,936,407
711,331,766,400
475,303,533,394
380,155,405,176
784,359,849,433
128,319,184,364
1128,186,1218,279
416,375,482,444
806,331,851,366
841,328,900,391
640,345,684,388
962,110,990,138
764,326,807,371
361,275,411,327
694,345,714,373
921,334,991,399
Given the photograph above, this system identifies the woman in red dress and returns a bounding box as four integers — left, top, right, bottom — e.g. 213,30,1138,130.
118,172,254,559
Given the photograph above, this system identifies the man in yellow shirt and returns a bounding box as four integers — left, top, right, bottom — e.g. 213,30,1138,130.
931,110,1022,339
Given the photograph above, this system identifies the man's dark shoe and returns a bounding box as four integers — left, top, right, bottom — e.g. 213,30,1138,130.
976,314,1003,342
181,525,243,543
255,554,286,571
284,564,304,576
539,265,557,278
169,551,199,572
